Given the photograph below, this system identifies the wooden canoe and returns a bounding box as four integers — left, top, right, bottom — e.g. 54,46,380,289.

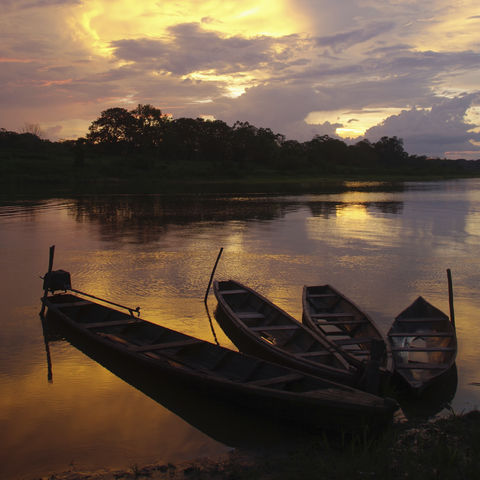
387,296,457,394
302,285,392,374
41,291,397,432
213,280,360,386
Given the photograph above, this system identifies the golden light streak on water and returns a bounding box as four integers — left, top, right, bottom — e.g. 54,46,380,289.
0,348,224,476
3,184,480,478
335,203,370,220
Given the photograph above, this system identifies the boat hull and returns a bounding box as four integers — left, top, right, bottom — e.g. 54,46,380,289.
213,280,359,386
42,293,397,432
387,296,457,395
302,284,392,375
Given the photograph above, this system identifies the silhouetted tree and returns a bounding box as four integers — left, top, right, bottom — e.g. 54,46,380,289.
87,107,136,148
130,104,168,149
373,136,408,164
0,128,44,149
72,137,86,167
198,119,232,168
278,140,305,170
303,135,349,172
229,121,254,167
349,139,378,169
21,123,43,137
162,117,204,162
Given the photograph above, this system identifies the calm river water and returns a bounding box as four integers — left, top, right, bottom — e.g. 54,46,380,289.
1,179,480,479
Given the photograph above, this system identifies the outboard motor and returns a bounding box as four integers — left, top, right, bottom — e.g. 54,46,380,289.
43,269,71,292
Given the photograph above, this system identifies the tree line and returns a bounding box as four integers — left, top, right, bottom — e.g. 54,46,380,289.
2,104,480,176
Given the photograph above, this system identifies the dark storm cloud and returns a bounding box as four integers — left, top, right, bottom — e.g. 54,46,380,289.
315,21,395,51
367,44,413,55
1,0,480,158
383,50,480,72
111,22,304,75
365,94,480,157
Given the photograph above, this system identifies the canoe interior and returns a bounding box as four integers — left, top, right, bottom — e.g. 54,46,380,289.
387,296,457,392
42,313,342,448
214,280,354,376
45,294,364,398
303,285,390,370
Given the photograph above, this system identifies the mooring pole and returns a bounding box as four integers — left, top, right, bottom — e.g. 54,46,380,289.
40,315,53,382
40,245,55,316
204,247,223,304
447,268,455,330
205,303,220,346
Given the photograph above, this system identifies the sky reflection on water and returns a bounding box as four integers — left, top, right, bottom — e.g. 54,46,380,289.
1,180,480,479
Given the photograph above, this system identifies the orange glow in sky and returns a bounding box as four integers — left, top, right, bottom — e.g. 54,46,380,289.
1,0,479,158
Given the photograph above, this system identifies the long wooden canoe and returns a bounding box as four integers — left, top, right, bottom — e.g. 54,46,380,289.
41,315,321,449
302,285,393,375
387,296,457,395
41,289,397,432
213,280,360,387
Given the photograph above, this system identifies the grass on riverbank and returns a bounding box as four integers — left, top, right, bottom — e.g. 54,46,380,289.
38,411,480,480
2,147,480,196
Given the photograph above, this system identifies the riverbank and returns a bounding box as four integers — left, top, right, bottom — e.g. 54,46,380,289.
3,171,480,198
36,411,480,480
2,141,480,196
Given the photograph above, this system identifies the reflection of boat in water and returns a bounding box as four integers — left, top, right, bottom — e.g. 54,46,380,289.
40,271,397,434
302,284,393,375
213,280,358,386
41,313,318,450
388,296,457,395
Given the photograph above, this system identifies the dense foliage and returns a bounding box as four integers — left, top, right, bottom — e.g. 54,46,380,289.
2,104,480,184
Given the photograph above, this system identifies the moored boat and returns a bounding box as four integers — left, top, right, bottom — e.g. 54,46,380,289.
387,296,457,394
302,285,392,375
40,272,397,432
213,279,360,386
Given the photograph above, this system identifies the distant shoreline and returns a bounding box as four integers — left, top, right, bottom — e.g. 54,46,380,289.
2,170,480,197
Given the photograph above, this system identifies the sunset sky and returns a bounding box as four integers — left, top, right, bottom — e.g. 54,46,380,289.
2,0,480,158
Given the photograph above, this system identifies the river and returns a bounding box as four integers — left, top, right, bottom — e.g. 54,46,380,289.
1,179,480,479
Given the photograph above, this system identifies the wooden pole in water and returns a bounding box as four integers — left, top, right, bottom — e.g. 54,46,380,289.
204,247,223,304
40,315,53,382
447,268,455,330
205,303,220,346
40,245,55,316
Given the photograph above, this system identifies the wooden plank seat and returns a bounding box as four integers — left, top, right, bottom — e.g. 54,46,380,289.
248,373,303,386
392,346,456,352
396,363,451,370
334,337,373,346
55,300,92,308
389,332,454,337
313,319,368,326
396,317,450,323
311,313,354,319
86,319,141,329
221,289,248,295
237,312,265,319
294,351,331,358
250,325,299,331
323,330,351,336
308,293,336,297
132,338,202,352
